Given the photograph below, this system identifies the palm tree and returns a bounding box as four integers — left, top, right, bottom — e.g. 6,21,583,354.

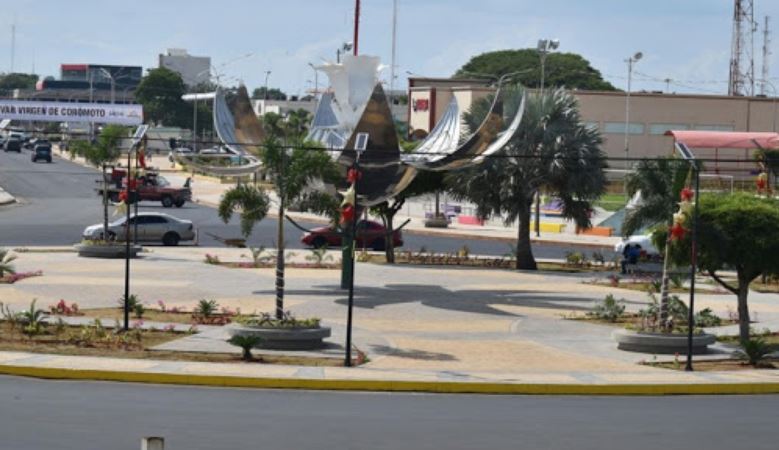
0,248,17,278
70,125,125,240
623,158,689,323
446,87,607,270
218,111,340,319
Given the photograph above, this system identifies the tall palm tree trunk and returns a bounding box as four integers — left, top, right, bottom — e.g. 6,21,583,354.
275,155,285,320
102,164,109,240
658,233,672,326
515,199,537,270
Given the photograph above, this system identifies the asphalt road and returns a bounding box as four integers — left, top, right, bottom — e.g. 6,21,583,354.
0,149,609,258
0,375,777,450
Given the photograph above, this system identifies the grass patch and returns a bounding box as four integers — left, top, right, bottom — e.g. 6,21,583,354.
595,193,628,212
588,281,728,295
361,253,613,273
77,308,243,325
718,333,779,352
751,281,779,294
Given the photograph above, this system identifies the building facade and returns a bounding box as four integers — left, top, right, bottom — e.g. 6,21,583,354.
408,77,779,177
158,48,211,87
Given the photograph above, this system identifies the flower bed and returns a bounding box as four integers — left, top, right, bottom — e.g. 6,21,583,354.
0,270,43,284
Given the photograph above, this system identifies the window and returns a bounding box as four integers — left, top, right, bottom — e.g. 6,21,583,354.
603,122,645,135
649,123,690,135
692,124,735,132
584,121,599,130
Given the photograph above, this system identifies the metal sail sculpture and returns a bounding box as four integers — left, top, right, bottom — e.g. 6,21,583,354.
307,54,526,205
178,85,263,176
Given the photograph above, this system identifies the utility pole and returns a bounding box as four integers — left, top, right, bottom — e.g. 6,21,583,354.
389,0,398,105
10,19,15,73
353,0,360,56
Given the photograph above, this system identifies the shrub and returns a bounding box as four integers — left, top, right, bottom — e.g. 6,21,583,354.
591,251,605,266
694,308,722,327
49,299,82,316
228,335,263,361
0,248,17,277
204,254,221,265
194,299,218,318
19,299,46,336
589,294,626,322
564,251,586,267
133,302,145,319
305,247,333,266
737,337,772,366
118,294,140,310
237,310,320,329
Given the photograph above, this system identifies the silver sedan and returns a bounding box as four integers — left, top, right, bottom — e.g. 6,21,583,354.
83,212,195,246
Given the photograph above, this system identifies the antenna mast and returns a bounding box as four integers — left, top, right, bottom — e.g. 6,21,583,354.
729,0,757,96
762,16,771,95
10,19,15,73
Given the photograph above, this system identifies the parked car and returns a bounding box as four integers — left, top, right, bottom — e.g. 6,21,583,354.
614,234,661,259
3,137,21,153
82,212,195,246
31,142,53,163
301,220,403,250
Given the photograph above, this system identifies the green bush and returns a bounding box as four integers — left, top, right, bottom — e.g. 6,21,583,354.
228,335,263,361
737,337,772,366
694,308,722,327
194,299,218,318
589,294,626,322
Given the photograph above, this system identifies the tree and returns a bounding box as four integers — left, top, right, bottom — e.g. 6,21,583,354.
134,68,190,128
0,248,17,277
445,87,607,270
70,125,127,240
218,110,340,319
454,49,617,91
371,170,444,263
664,193,779,344
251,87,287,101
0,73,38,95
623,158,689,323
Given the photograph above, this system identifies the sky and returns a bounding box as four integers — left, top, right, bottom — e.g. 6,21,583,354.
1,0,779,96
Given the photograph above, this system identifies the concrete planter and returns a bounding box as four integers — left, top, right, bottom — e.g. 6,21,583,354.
229,324,331,350
424,216,449,228
75,243,142,259
612,328,716,354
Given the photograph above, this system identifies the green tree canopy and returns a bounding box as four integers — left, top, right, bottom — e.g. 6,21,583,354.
664,193,779,343
134,68,190,128
0,73,38,95
623,158,689,236
251,87,287,100
446,86,607,269
454,49,617,91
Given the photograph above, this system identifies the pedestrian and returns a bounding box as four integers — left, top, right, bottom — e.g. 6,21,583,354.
168,150,175,168
621,243,641,274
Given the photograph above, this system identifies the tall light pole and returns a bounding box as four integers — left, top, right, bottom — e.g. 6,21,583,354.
757,78,778,132
537,38,559,92
264,70,271,101
308,63,318,96
624,51,643,172
534,38,559,237
98,68,115,104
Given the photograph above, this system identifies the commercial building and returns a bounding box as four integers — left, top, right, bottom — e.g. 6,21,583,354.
14,63,143,104
159,48,211,87
408,77,778,178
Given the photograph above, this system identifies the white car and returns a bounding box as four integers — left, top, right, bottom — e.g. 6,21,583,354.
83,212,195,246
614,234,660,256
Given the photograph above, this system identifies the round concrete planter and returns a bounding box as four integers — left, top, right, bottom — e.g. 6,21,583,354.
612,328,716,354
424,216,449,228
75,243,142,259
229,324,332,350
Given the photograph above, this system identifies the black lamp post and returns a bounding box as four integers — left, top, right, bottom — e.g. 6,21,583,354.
675,141,699,371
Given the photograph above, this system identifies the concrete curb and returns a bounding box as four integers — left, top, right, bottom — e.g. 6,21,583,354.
1,364,779,395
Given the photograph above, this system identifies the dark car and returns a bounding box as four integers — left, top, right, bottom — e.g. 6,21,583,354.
3,137,21,153
31,143,52,163
301,220,403,250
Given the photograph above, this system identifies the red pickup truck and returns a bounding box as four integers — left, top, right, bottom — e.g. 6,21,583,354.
97,169,192,208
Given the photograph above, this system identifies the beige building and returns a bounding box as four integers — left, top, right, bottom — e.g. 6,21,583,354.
408,77,779,178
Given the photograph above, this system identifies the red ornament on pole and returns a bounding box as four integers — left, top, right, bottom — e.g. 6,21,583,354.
340,204,355,224
347,168,362,184
680,187,694,202
670,222,686,241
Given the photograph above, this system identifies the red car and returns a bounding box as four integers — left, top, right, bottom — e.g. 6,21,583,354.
301,220,403,250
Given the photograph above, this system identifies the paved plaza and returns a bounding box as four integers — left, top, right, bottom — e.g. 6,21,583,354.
2,247,779,388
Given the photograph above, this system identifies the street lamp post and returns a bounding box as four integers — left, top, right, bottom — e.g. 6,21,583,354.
624,51,643,172
534,39,560,237
308,63,318,96
98,68,116,104
264,70,271,103
757,79,778,132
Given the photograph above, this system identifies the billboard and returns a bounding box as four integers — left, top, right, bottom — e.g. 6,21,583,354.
0,100,143,125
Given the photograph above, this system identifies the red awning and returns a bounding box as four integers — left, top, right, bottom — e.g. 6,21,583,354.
664,130,779,149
